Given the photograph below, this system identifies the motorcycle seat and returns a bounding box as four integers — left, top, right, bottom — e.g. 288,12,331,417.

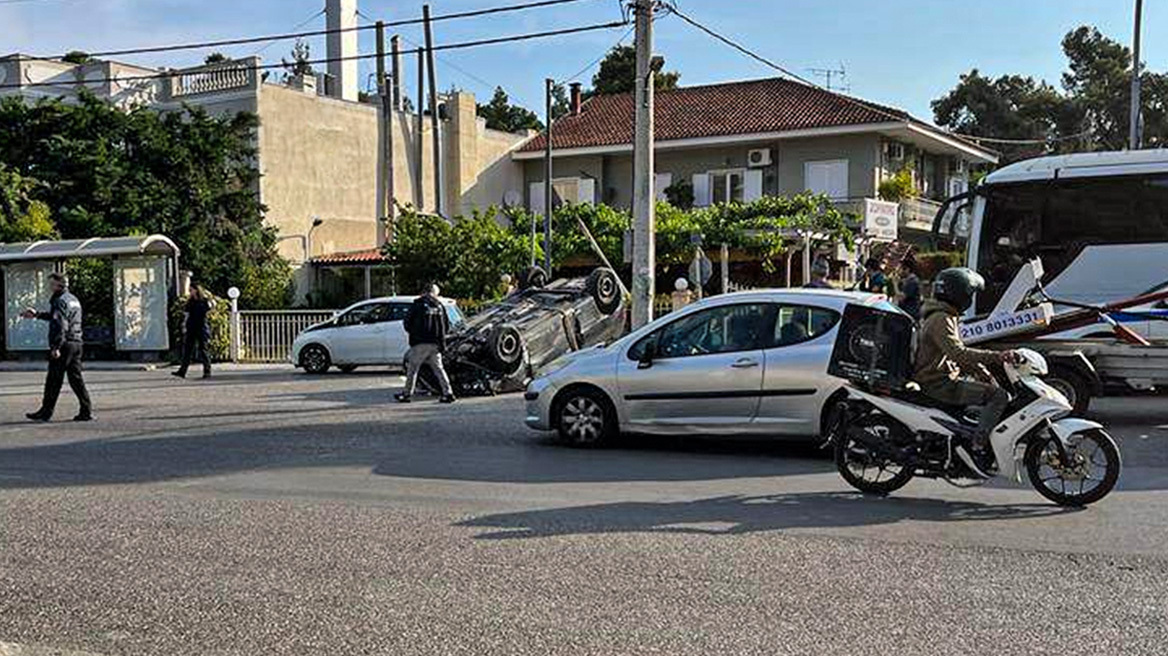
891,386,977,422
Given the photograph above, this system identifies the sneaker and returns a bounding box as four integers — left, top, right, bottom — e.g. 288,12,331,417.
201,372,211,379
73,413,94,422
171,371,186,379
393,392,412,403
955,446,992,479
439,394,456,404
26,411,50,422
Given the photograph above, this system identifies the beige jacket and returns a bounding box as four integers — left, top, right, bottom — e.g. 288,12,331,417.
914,300,1001,388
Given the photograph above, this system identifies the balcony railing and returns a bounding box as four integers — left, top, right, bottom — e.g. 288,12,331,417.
169,59,257,99
898,197,944,232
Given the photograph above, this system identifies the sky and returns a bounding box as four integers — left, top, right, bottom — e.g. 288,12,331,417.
0,0,1160,122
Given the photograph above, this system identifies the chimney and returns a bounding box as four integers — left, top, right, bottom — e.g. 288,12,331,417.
570,82,583,116
326,0,358,101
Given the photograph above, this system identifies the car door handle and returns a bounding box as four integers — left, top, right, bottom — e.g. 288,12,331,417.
730,358,759,369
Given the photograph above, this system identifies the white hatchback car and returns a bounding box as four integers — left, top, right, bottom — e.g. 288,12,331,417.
290,296,463,373
525,289,900,446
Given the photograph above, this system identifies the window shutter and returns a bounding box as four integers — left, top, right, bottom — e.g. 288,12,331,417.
654,172,673,201
529,182,545,215
577,177,596,205
692,173,712,207
744,169,763,201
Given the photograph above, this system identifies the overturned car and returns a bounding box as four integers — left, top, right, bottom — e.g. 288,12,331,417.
419,267,626,395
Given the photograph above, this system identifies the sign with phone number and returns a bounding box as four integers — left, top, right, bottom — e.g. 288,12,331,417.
962,305,1053,344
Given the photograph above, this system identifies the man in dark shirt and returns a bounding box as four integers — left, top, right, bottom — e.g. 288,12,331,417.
897,258,922,320
173,285,214,379
395,284,455,404
21,272,93,422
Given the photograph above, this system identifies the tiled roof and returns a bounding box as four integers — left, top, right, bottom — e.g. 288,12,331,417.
311,248,384,264
517,77,918,153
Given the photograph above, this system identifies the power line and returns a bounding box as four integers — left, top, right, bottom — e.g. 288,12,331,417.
1,20,629,91
956,131,1092,145
558,23,635,84
17,0,600,62
252,7,326,57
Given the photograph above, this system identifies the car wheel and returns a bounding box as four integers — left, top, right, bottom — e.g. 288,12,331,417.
586,268,621,315
338,364,358,374
555,387,616,447
518,266,548,290
1046,366,1092,415
300,344,331,374
486,324,525,375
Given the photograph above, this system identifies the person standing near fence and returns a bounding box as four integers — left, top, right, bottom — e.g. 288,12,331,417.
395,284,455,404
20,272,93,422
173,285,213,379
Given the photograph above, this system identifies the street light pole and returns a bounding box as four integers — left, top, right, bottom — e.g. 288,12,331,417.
544,77,554,275
1130,0,1144,150
630,0,656,329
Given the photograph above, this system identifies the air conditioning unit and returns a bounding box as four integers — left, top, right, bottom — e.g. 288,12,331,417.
747,148,772,167
884,142,906,160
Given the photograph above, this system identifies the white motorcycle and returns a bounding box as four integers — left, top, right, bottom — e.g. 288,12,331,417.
827,348,1121,506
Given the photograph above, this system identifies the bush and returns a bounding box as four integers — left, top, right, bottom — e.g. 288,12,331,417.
878,168,917,202
914,250,966,280
168,292,230,362
385,207,533,301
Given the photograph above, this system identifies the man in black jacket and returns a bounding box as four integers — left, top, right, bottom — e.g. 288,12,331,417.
21,272,93,422
173,285,213,379
395,284,455,404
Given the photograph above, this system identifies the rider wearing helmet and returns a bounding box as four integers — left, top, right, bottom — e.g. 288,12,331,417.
915,268,1016,455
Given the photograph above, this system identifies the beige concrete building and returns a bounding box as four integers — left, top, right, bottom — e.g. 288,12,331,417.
0,53,530,301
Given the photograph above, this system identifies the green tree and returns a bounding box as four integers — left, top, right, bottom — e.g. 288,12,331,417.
476,87,543,133
0,94,291,308
282,39,314,81
384,208,534,300
0,163,54,243
933,25,1168,160
204,52,230,65
590,45,680,96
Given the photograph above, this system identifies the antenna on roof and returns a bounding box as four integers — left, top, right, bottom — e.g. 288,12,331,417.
807,63,849,92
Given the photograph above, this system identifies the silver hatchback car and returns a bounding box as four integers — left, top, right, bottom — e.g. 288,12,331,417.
524,289,898,446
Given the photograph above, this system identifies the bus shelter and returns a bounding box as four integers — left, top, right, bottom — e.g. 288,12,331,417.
0,236,180,354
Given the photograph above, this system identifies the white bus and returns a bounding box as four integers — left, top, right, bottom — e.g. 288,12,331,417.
934,150,1168,319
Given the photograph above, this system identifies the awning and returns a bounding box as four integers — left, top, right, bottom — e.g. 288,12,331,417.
310,248,384,265
0,235,180,262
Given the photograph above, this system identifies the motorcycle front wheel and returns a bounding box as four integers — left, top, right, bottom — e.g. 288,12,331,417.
835,414,914,495
1025,428,1121,507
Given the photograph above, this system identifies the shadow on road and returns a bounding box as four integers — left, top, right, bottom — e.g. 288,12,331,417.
0,409,832,489
456,492,1083,540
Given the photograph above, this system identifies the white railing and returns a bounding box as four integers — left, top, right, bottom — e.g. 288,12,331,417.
170,61,256,98
236,310,336,363
898,197,944,231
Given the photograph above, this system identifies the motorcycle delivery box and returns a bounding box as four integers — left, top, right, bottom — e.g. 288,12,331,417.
827,303,915,391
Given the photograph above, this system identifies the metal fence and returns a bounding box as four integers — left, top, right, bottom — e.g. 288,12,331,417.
236,310,335,363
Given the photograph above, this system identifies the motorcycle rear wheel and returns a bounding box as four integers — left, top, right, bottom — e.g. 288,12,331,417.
1025,428,1120,507
835,414,914,495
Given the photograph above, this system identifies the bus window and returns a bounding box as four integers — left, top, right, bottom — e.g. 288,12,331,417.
975,174,1168,313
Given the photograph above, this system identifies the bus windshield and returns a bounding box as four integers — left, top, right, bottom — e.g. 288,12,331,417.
974,174,1168,313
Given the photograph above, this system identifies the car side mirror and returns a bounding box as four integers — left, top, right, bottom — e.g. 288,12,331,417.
638,339,657,369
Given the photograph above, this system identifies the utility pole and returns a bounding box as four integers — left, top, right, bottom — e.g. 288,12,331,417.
415,48,425,210
630,0,656,329
423,4,444,216
1130,0,1144,150
544,77,555,275
390,35,403,111
376,21,395,242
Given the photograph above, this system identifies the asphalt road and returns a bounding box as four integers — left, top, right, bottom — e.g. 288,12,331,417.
1,368,1166,655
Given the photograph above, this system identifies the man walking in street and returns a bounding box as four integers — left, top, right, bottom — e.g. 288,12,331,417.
21,272,93,422
173,284,213,379
395,283,456,404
